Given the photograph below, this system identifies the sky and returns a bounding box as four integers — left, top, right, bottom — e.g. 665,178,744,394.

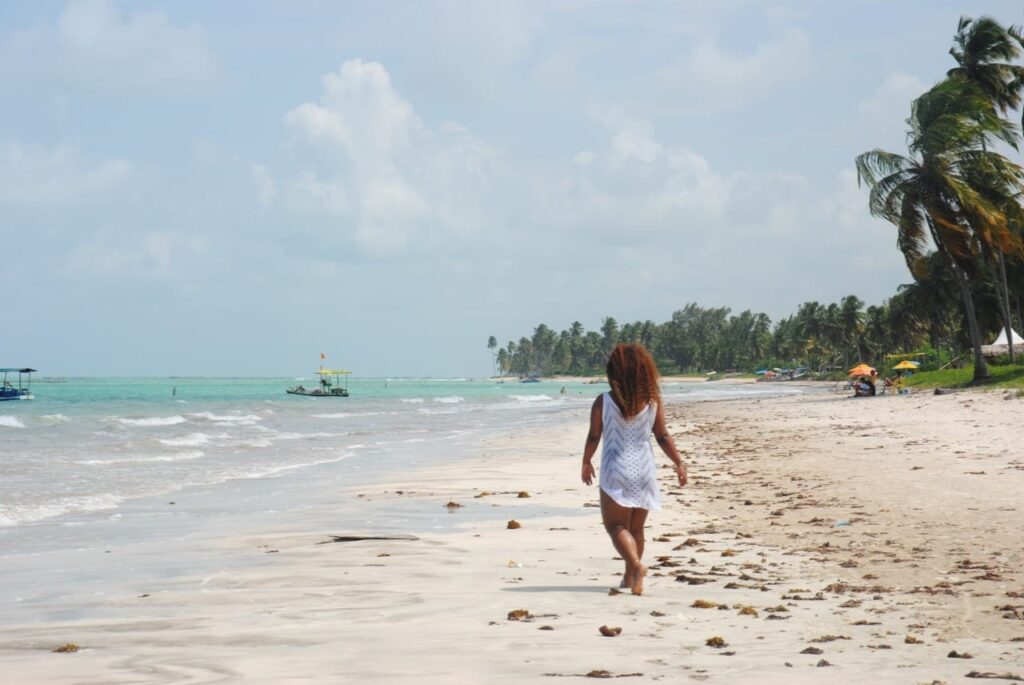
3,0,1023,377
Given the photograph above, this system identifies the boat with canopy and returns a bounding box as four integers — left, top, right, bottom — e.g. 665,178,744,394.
1,368,36,401
287,368,351,397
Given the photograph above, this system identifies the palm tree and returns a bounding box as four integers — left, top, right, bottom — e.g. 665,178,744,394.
750,312,772,363
839,295,865,363
600,317,619,357
948,15,1024,361
949,16,1024,119
795,302,825,369
823,303,844,367
862,304,889,361
856,76,1024,382
532,325,556,375
487,336,498,377
568,321,585,374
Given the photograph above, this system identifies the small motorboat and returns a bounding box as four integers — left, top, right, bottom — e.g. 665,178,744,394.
1,368,36,401
288,367,351,397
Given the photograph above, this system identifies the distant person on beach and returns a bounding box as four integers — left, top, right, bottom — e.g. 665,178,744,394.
580,343,687,595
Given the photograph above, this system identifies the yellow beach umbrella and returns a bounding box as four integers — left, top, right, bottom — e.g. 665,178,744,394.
848,363,875,377
892,360,918,371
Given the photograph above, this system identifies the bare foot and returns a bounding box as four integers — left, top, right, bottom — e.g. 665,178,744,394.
620,570,632,589
630,564,647,596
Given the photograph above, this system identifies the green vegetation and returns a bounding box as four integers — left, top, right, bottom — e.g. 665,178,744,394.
489,15,1024,386
857,15,1024,383
904,364,1024,390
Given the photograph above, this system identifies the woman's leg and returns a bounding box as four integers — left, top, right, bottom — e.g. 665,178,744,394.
618,506,650,588
628,506,649,563
600,489,647,595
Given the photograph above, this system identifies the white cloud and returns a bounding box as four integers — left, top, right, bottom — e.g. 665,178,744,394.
540,114,730,239
285,59,499,254
0,140,133,207
818,169,907,272
250,163,277,208
65,230,207,279
2,0,221,95
533,48,582,92
524,113,908,312
436,0,536,67
858,72,927,118
655,28,811,110
857,72,928,150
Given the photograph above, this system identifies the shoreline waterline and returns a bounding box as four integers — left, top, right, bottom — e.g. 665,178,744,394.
0,379,820,617
2,384,1019,683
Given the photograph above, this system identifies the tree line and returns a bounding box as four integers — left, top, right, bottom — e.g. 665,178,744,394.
487,265,1020,378
489,15,1024,382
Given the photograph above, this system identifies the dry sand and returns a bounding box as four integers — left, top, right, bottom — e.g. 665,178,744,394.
2,385,1023,683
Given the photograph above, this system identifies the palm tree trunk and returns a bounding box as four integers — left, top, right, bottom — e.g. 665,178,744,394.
998,253,1014,364
949,262,990,382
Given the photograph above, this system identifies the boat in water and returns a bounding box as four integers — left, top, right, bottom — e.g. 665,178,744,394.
287,368,351,397
1,368,36,401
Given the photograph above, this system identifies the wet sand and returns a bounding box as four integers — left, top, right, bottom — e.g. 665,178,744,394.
2,385,1022,683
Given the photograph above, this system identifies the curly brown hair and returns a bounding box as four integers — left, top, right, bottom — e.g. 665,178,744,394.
606,343,661,418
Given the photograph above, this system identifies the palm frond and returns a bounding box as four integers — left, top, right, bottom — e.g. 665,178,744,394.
854,149,909,187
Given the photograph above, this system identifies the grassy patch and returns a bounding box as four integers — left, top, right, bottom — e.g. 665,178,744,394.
903,364,1024,390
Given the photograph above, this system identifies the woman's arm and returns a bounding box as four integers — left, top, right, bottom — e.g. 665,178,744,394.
581,395,603,485
653,403,688,487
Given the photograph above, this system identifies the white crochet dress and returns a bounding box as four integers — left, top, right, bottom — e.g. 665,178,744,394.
598,392,661,511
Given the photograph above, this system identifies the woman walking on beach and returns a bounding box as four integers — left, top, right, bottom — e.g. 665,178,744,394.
581,343,687,595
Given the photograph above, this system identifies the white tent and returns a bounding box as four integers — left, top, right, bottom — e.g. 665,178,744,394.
980,327,1024,356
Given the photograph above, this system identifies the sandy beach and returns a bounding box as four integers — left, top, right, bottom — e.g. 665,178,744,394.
3,384,1023,683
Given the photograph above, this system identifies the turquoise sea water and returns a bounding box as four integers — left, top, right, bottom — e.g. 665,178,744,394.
0,377,811,553
0,376,820,625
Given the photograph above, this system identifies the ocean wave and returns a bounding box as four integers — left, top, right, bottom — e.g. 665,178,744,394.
432,396,464,404
117,415,187,427
272,431,336,441
158,432,213,447
41,413,72,424
0,415,25,429
508,394,555,403
0,493,125,527
239,453,354,479
312,411,391,419
400,398,425,403
187,411,262,425
76,450,206,466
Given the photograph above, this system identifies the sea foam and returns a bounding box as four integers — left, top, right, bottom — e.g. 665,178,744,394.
117,415,187,427
158,432,213,447
187,412,262,425
508,394,555,403
238,452,354,479
0,415,25,429
0,493,125,527
76,450,206,466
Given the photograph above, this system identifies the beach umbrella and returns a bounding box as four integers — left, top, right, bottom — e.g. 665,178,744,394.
892,360,918,370
848,363,875,377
